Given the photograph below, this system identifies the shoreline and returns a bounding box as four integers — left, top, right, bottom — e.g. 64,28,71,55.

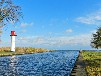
71,51,101,76
0,47,54,57
0,50,54,57
70,51,87,76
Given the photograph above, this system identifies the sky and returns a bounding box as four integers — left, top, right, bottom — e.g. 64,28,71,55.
1,0,101,50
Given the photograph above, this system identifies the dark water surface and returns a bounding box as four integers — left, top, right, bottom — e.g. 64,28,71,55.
0,50,79,76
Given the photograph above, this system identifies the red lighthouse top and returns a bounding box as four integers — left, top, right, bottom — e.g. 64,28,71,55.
10,31,17,36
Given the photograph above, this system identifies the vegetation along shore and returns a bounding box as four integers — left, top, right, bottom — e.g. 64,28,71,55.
0,47,54,56
71,50,101,76
82,51,101,76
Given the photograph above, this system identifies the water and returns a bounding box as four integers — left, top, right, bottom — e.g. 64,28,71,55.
0,50,79,76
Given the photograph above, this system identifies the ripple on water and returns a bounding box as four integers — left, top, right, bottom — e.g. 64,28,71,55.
0,50,79,76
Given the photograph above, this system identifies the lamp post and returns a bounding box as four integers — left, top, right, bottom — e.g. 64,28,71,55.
10,31,17,52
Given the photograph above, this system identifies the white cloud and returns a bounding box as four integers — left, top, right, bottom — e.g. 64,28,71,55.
20,22,34,27
75,10,101,25
17,32,92,47
66,29,73,33
18,37,27,40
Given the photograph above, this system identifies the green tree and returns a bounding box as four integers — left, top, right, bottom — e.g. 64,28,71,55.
0,0,22,29
91,27,101,49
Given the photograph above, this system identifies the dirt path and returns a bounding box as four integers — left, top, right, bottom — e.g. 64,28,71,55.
70,52,87,76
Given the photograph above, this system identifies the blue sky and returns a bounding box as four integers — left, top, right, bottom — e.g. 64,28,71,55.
1,0,101,50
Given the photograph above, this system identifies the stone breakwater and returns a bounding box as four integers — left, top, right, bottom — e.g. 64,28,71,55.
0,50,79,76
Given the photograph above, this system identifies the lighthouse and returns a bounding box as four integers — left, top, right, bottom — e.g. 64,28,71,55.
10,31,17,52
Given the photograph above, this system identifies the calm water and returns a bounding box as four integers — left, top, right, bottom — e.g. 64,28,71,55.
0,50,79,76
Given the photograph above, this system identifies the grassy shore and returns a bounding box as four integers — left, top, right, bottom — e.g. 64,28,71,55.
71,50,101,76
0,47,54,56
81,51,101,76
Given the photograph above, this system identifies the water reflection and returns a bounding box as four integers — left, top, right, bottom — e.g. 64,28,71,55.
0,50,79,76
9,55,16,75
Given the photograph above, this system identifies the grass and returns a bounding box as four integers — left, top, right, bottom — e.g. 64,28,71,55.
0,51,14,56
0,47,54,56
81,51,101,76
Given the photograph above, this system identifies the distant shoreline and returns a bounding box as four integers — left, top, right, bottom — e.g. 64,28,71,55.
0,47,54,57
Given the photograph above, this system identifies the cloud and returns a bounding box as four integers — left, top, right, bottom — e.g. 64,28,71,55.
75,10,101,25
66,29,73,33
17,32,92,47
18,37,25,40
20,22,34,27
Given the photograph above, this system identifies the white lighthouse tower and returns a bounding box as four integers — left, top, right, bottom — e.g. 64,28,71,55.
10,31,17,52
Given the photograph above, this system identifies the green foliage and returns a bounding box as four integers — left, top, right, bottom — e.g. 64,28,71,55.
91,27,101,49
0,0,22,42
0,0,22,26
